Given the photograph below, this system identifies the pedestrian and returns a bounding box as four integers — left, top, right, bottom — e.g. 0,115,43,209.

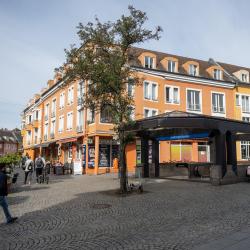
24,156,34,185
0,163,18,224
21,153,28,170
34,154,45,183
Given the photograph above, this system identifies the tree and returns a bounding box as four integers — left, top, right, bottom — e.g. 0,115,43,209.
58,6,162,193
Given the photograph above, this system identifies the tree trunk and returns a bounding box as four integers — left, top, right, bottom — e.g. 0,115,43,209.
119,130,127,193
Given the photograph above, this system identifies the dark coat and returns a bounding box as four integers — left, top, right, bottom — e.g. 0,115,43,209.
0,171,8,196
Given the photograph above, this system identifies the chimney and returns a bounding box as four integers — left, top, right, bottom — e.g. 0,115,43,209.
47,79,55,88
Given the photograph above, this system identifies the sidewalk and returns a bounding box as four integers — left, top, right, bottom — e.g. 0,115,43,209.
193,227,250,250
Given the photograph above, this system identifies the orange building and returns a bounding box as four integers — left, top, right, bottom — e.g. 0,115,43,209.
21,47,250,174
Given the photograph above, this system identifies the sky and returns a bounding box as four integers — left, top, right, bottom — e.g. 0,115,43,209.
1,0,250,129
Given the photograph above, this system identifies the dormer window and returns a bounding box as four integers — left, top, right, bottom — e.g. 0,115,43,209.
189,64,198,76
242,73,248,82
144,56,154,69
168,60,176,72
213,69,222,80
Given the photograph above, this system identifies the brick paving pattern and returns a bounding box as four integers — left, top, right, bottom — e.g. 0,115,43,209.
1,169,250,249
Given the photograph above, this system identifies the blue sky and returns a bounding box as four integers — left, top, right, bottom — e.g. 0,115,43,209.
1,0,250,129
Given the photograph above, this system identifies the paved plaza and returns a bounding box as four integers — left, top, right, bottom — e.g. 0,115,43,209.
1,170,250,249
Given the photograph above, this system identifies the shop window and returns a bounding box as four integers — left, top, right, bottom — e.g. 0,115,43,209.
170,142,192,162
198,142,210,162
241,141,250,160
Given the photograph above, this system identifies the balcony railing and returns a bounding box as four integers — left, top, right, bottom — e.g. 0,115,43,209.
44,135,48,141
76,125,83,133
51,112,56,118
187,103,201,112
212,106,225,113
50,133,55,139
44,115,48,121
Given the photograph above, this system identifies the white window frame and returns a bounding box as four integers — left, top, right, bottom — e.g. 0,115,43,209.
165,85,180,105
143,107,158,118
67,86,74,105
51,98,56,116
211,91,226,117
241,94,250,113
59,92,65,109
213,69,222,80
167,60,176,73
127,79,135,97
189,64,198,76
241,73,248,83
66,112,73,130
144,56,154,69
143,81,158,102
186,88,202,114
58,115,64,133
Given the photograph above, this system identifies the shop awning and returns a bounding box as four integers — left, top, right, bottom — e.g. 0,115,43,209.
40,143,50,148
57,137,78,144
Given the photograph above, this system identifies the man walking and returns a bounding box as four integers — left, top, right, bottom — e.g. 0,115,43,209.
0,163,18,224
24,156,33,185
35,154,45,183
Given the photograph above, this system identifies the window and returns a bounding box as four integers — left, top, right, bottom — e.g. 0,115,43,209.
77,81,85,105
242,95,250,113
189,64,198,76
144,108,158,118
100,105,113,123
45,103,49,121
143,81,158,101
51,99,56,117
165,86,179,104
128,106,135,120
67,112,73,130
68,86,74,104
236,94,240,106
77,110,84,128
44,123,48,140
34,110,39,121
242,73,248,82
58,115,64,133
144,56,154,69
128,79,135,97
87,108,95,124
213,69,222,80
59,92,65,109
27,131,32,144
168,60,176,72
187,89,201,111
212,93,225,113
241,141,250,160
50,120,56,138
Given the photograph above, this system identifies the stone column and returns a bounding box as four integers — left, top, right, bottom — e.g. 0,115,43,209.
152,140,160,177
226,132,237,173
94,136,99,175
141,137,149,177
215,132,227,176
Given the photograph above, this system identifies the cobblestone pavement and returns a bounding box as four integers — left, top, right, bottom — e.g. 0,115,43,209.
1,169,250,249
